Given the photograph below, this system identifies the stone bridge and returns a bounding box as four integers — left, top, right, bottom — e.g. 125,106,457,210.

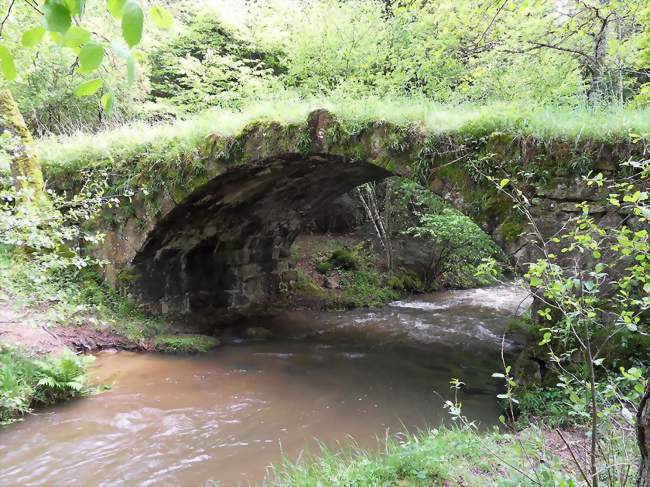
46,109,630,325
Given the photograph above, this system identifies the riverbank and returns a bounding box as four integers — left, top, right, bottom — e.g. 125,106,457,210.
268,426,599,486
1,286,639,484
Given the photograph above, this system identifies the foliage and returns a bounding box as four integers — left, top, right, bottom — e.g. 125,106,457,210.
0,0,174,134
0,345,92,425
0,169,162,342
234,0,646,106
267,426,575,487
147,15,281,115
480,156,649,486
338,269,401,309
328,247,360,271
153,334,220,354
396,179,504,289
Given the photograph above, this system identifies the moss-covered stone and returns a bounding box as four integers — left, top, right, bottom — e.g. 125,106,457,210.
153,334,220,354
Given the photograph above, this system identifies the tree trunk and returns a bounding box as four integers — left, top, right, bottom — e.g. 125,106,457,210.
0,89,44,198
587,15,609,103
637,369,650,487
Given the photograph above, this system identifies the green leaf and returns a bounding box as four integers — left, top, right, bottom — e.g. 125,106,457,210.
107,0,127,19
62,26,91,48
78,42,104,74
43,1,72,33
21,26,46,47
149,5,173,29
0,45,17,81
63,0,85,15
101,92,114,115
499,178,510,188
111,42,136,83
74,78,103,97
121,1,144,47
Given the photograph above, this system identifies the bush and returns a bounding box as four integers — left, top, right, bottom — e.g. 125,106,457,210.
329,248,360,270
316,261,334,274
340,270,401,308
0,346,92,425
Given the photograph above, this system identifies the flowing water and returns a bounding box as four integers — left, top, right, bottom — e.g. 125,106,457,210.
0,285,530,486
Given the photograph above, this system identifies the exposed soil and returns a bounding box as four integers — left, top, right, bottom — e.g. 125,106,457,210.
0,300,135,355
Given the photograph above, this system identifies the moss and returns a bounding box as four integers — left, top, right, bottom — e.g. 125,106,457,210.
0,89,45,196
339,270,402,308
153,334,220,354
500,217,526,243
316,261,334,274
329,248,360,270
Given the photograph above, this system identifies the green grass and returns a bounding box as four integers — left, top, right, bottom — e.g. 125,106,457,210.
38,93,650,175
0,345,92,425
153,334,220,353
266,426,575,486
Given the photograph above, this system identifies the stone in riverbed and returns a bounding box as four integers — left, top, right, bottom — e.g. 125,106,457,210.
241,327,273,340
153,334,221,354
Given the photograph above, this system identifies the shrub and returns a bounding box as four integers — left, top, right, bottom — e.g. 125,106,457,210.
316,261,334,274
340,270,401,308
329,248,360,270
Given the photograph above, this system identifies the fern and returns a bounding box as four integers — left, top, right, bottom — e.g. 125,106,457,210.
0,345,92,423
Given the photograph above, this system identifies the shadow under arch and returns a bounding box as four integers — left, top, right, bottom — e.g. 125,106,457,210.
132,152,393,323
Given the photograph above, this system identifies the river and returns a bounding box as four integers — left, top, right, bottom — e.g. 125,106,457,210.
0,285,530,486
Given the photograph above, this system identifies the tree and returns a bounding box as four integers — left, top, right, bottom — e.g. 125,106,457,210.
0,0,173,111
478,158,649,486
0,88,43,197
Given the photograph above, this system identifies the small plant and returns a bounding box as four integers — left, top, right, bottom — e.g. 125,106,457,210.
316,261,334,274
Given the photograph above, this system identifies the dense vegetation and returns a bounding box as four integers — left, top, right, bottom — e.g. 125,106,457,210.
0,345,92,424
0,0,648,485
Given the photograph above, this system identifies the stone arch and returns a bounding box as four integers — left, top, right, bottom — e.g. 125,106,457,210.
68,108,623,326
131,153,393,322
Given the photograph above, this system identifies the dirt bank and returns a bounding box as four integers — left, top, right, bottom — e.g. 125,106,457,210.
0,300,135,354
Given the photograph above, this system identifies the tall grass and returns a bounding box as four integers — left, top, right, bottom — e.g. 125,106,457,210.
38,93,650,174
265,426,575,486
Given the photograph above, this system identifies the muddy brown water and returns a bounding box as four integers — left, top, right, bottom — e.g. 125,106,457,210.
0,285,530,486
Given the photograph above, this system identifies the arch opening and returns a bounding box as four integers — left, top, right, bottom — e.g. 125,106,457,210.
132,153,393,323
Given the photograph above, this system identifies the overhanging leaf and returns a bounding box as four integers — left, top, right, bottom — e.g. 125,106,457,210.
101,92,114,115
74,78,103,97
21,27,46,47
0,45,17,81
62,26,91,48
121,1,144,47
43,1,72,33
149,5,173,29
107,0,127,19
78,42,104,74
111,42,136,83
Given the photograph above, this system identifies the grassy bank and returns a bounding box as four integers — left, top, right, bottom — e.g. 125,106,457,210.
0,345,92,425
267,426,591,486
